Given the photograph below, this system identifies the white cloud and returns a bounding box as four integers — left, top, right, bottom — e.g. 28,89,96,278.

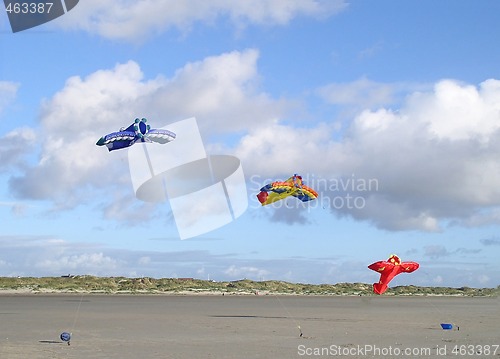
0,127,36,172
236,121,337,176
238,78,500,231
408,79,500,141
145,49,287,134
477,274,490,284
9,61,158,205
0,81,19,115
224,265,269,279
0,235,123,277
58,0,347,42
7,49,500,234
36,252,120,272
9,50,287,218
0,235,496,286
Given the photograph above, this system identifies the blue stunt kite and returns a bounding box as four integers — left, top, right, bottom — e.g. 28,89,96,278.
96,118,176,151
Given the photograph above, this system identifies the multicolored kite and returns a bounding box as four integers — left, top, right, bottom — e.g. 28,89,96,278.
368,254,419,294
257,174,318,206
96,118,176,151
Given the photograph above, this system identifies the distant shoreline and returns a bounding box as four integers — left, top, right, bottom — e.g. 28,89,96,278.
0,290,493,297
0,276,498,296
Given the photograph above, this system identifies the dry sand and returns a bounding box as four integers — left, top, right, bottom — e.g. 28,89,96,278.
0,294,498,358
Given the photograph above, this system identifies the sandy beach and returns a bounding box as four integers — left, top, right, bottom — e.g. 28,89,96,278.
0,294,498,358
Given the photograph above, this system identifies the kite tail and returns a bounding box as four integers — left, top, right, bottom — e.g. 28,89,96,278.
373,283,387,295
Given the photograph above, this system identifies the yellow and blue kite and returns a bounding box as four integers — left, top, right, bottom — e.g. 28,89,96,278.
257,174,318,206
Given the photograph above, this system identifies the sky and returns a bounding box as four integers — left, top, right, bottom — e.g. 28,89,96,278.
1,0,500,288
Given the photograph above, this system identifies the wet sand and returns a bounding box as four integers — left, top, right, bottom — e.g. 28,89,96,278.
0,294,498,358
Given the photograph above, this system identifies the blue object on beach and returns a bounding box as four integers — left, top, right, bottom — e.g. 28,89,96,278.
60,332,71,342
440,323,453,330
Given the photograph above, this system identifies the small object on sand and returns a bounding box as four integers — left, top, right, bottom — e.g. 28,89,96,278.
440,323,453,330
60,332,71,345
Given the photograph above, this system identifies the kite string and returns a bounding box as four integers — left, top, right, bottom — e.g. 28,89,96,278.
70,292,85,333
420,270,460,330
271,293,303,337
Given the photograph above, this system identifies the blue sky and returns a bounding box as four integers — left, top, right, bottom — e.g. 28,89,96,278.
1,0,500,288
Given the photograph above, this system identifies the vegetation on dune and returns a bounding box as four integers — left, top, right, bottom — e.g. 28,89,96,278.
0,276,498,296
